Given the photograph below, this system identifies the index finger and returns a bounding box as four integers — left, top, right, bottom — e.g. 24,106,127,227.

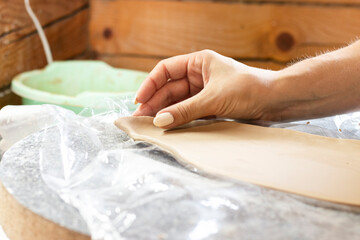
135,54,191,104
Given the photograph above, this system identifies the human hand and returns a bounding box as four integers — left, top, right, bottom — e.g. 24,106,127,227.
133,50,279,128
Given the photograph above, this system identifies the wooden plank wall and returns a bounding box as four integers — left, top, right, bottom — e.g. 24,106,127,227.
0,0,90,107
89,0,360,72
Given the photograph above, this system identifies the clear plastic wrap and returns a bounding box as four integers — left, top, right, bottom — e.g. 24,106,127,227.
0,225,10,240
0,105,73,154
1,99,360,240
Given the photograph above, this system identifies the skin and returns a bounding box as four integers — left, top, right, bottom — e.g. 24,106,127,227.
133,40,360,129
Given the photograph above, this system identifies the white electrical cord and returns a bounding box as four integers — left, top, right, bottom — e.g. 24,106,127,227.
24,0,53,64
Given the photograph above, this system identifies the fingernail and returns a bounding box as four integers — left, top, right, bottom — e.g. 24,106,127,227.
153,112,174,127
134,98,138,105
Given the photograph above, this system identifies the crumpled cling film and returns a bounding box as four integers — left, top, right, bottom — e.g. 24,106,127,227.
1,98,360,240
0,105,65,154
0,225,10,240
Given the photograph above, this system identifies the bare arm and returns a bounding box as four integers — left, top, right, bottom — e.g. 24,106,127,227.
267,40,360,121
134,40,360,128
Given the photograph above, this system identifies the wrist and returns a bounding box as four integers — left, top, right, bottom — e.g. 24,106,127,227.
262,60,317,121
264,51,360,121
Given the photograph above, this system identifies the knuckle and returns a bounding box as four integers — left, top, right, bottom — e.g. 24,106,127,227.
201,49,214,54
200,49,218,58
176,103,192,122
148,76,159,90
139,103,155,116
165,88,175,105
155,60,165,70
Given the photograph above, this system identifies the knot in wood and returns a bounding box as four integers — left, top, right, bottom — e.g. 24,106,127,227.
103,28,113,39
275,32,295,52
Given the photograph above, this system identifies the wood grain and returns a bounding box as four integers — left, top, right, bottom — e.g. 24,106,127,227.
0,8,88,88
176,0,360,4
0,182,90,240
89,0,360,63
0,0,88,45
0,88,21,109
100,0,360,5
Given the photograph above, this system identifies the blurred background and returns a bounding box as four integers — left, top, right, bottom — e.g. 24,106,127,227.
1,0,360,108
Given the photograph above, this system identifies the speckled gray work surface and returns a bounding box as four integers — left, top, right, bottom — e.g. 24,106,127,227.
1,121,360,239
0,126,185,237
0,130,90,235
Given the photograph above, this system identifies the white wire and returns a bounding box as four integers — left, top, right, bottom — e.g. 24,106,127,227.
24,0,53,64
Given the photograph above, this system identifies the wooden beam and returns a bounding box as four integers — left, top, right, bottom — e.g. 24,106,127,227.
186,0,360,5
0,8,89,88
0,88,21,109
89,0,360,62
0,0,88,46
96,0,360,5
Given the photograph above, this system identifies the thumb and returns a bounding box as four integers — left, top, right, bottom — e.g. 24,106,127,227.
153,92,211,129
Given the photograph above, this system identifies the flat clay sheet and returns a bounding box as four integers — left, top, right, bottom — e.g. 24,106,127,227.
115,116,360,206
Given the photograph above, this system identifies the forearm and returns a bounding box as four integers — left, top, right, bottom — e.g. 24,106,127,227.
266,40,360,121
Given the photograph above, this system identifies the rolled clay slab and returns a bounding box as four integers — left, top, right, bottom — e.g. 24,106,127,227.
115,116,360,206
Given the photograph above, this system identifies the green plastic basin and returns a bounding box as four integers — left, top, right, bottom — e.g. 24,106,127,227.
11,61,148,113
